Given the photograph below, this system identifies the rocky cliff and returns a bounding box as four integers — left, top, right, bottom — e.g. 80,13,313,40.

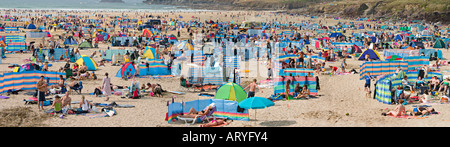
296,0,450,23
143,0,332,10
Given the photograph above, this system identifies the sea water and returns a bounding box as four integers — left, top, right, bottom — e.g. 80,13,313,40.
0,0,200,12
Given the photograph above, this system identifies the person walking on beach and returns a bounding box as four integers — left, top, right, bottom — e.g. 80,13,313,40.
36,75,48,111
365,73,374,98
244,79,263,98
102,72,111,101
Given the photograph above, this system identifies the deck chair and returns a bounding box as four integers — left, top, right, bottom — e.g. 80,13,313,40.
65,69,73,79
70,81,83,94
177,106,217,125
179,79,192,92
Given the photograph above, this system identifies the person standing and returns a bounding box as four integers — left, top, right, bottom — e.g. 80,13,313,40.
244,79,263,98
102,73,112,101
36,76,48,111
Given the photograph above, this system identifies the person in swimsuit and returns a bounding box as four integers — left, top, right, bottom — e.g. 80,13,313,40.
438,77,450,93
199,118,228,127
243,79,263,98
406,107,435,116
382,99,406,116
185,103,215,118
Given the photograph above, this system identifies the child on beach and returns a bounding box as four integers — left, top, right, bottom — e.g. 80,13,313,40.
51,95,62,114
364,73,374,98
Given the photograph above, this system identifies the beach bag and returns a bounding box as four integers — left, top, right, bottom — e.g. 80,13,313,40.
132,89,139,99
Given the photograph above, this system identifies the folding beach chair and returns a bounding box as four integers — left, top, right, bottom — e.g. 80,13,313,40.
70,81,83,94
65,69,73,79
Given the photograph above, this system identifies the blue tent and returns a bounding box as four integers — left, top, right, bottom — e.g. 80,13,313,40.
116,62,137,78
358,49,380,61
393,35,402,42
63,36,78,45
329,33,342,38
26,24,36,29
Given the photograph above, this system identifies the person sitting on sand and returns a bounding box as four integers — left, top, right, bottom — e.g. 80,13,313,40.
180,75,201,88
80,96,95,112
61,90,72,109
199,118,229,127
382,99,406,117
294,83,301,97
406,106,435,117
51,95,62,114
419,89,432,104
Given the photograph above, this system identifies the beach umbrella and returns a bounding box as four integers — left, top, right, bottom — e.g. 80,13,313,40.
386,55,402,61
238,97,274,121
214,82,247,103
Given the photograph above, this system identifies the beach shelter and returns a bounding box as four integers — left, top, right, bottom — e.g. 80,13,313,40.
358,49,380,60
214,82,247,103
26,24,36,29
78,41,93,49
142,29,154,37
142,46,158,59
63,36,78,45
177,41,194,50
116,62,136,78
16,63,41,72
75,55,98,71
351,44,362,53
393,35,402,42
433,39,446,48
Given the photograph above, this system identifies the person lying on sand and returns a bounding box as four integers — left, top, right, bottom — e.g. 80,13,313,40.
406,107,435,117
199,118,229,127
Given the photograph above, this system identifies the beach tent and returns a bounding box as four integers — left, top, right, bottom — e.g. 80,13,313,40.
116,62,136,78
75,55,98,71
142,29,154,37
358,49,380,60
352,44,362,53
26,24,36,29
214,82,247,103
409,41,425,49
63,36,78,45
142,46,158,59
78,41,93,49
433,38,446,48
15,63,41,72
329,33,342,38
393,35,402,42
177,41,194,50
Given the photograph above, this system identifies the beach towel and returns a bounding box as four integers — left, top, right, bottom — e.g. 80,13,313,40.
387,112,439,119
0,96,9,99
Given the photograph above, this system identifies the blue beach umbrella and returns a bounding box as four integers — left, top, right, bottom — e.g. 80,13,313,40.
238,97,274,121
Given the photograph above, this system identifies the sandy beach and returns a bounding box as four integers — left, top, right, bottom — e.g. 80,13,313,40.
1,9,450,127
